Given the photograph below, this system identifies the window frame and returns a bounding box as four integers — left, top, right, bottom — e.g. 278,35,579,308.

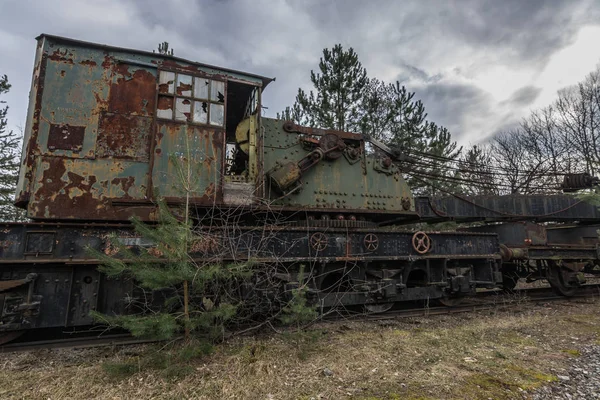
156,69,227,128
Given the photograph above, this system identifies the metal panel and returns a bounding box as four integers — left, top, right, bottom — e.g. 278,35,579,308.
47,124,85,151
151,123,223,202
261,118,414,214
97,113,152,161
29,156,151,220
416,195,600,223
66,267,101,326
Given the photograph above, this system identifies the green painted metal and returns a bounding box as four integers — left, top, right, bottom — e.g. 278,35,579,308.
261,118,415,214
152,123,223,201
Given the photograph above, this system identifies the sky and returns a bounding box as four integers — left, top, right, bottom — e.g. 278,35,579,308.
1,0,599,146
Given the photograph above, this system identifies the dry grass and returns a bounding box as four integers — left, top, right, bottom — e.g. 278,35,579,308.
3,299,600,399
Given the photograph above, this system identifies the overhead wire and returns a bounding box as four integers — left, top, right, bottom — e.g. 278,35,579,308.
405,148,581,177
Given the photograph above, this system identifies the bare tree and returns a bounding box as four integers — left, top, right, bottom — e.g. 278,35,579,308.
554,67,600,175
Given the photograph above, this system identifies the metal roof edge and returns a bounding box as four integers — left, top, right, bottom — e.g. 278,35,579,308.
35,33,275,89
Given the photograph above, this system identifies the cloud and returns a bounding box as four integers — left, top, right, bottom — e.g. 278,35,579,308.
1,0,599,147
412,82,495,142
502,86,543,107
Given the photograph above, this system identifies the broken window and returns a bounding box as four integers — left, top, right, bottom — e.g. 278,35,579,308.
158,71,175,94
193,101,208,124
157,70,225,127
175,98,191,121
245,87,259,117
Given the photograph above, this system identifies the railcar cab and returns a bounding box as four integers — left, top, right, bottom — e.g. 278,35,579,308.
15,34,274,221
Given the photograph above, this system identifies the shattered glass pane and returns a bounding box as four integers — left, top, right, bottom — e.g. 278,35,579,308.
176,74,192,96
157,96,174,119
194,78,209,100
158,71,175,94
209,103,224,126
211,80,225,103
193,101,208,124
175,98,191,121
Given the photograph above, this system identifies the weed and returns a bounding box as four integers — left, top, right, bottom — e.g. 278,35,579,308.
177,340,214,361
162,364,194,380
561,349,581,357
281,329,325,360
494,350,508,359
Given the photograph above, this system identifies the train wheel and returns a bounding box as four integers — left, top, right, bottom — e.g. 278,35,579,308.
547,261,579,297
0,330,24,345
364,302,394,313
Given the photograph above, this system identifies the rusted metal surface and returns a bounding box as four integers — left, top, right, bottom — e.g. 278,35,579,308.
108,65,156,115
37,34,273,88
16,35,273,220
96,113,152,161
15,41,46,207
47,123,85,151
0,275,35,292
465,222,547,246
262,118,416,217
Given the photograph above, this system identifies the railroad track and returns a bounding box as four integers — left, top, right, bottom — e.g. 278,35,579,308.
325,283,600,321
0,332,158,353
3,284,599,353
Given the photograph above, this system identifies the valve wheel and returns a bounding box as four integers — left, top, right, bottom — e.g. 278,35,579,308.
412,231,431,254
364,233,379,252
310,232,328,251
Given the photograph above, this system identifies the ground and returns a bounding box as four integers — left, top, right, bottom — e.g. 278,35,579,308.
2,298,600,400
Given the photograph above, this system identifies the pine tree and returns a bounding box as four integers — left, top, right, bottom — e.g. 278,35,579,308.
363,79,428,145
91,200,249,341
276,103,304,123
293,44,368,131
0,75,25,221
415,122,462,196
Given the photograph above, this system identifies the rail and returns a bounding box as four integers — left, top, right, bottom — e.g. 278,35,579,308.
3,284,599,352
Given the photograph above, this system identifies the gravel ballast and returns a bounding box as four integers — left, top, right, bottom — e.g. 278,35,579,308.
532,345,600,399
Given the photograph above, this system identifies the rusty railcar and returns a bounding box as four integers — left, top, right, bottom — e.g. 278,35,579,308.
16,34,272,221
15,35,417,223
1,35,600,344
